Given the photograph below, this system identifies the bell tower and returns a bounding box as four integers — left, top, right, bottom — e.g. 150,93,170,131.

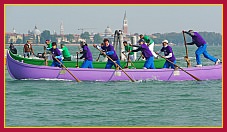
123,11,128,35
60,21,64,36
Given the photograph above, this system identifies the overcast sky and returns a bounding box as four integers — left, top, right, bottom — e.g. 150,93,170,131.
5,5,222,34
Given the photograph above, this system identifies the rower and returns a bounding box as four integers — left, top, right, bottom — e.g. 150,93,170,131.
93,38,121,69
157,40,176,69
130,39,155,69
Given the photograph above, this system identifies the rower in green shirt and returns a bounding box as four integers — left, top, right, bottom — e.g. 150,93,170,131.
139,34,158,58
60,44,71,61
45,40,52,49
123,41,134,61
142,35,154,44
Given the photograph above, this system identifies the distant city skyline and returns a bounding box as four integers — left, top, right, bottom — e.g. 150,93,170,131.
5,5,222,34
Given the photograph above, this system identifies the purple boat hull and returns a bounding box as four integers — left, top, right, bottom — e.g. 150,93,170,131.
6,51,222,81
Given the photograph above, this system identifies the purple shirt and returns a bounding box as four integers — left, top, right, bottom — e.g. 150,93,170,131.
141,44,153,59
132,44,153,60
192,32,207,47
82,45,93,61
50,48,62,61
161,45,176,62
101,44,119,61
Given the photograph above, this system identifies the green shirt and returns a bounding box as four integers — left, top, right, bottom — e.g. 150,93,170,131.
61,46,71,58
125,45,134,55
143,35,154,44
47,42,52,48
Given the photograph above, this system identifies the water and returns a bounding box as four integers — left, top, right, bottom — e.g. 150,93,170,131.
5,45,222,127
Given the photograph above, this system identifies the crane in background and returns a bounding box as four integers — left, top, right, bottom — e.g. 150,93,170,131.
78,28,96,34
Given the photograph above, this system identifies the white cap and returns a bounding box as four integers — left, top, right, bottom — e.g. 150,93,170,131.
162,40,168,44
80,40,86,45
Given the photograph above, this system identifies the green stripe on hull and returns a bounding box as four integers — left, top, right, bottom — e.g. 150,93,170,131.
9,51,165,69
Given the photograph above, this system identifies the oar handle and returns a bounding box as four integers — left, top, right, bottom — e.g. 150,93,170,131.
94,46,135,82
156,52,201,81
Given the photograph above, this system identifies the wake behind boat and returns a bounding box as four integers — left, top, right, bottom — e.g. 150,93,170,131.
6,51,222,82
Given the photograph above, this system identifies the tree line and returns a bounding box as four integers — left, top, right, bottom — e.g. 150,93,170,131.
151,32,222,46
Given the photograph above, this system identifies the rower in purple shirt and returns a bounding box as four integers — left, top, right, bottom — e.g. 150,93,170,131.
183,30,220,67
130,39,155,69
158,40,176,69
93,38,121,69
77,41,93,68
49,42,63,68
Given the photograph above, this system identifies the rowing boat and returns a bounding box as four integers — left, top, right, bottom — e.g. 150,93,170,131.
7,51,222,81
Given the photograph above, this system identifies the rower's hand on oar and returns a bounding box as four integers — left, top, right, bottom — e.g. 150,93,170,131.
55,56,61,59
184,56,189,61
102,52,106,56
93,44,97,48
100,52,105,56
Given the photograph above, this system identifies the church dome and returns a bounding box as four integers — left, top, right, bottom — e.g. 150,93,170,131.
105,26,112,35
32,26,41,35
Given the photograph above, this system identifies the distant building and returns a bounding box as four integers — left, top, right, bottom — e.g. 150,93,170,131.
102,26,114,44
12,28,16,33
5,28,23,44
32,26,41,44
123,11,128,35
59,21,67,42
60,21,64,36
104,26,112,37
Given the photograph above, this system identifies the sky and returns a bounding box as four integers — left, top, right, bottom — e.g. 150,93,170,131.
5,5,222,35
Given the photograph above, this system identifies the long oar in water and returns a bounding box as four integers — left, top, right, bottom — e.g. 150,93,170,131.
94,46,135,82
156,52,201,81
51,53,81,82
182,31,191,67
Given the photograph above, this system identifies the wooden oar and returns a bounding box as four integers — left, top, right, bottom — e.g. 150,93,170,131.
122,52,136,68
43,46,48,66
76,52,79,68
182,31,191,67
123,52,130,68
156,52,201,81
94,46,135,82
96,54,101,61
137,53,144,61
51,54,81,82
